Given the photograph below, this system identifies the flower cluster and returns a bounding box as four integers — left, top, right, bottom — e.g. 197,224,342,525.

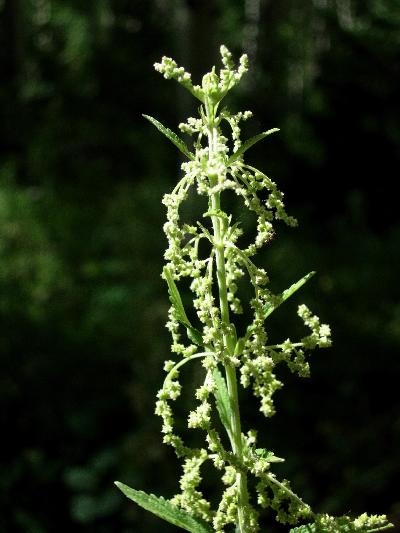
146,46,390,533
309,513,392,532
155,45,248,107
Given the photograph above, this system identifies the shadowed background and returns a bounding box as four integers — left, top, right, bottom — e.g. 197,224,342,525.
0,1,399,531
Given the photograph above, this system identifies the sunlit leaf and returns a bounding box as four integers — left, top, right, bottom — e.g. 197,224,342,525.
262,271,316,319
163,266,203,346
115,482,213,532
228,128,280,164
143,115,194,160
212,367,232,437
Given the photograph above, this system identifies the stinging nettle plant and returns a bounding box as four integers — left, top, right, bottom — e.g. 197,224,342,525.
115,46,393,533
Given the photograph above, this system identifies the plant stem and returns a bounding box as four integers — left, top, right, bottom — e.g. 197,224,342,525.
206,104,250,532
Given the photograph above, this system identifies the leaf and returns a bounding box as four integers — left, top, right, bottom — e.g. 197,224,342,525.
115,482,213,533
212,367,232,437
227,128,280,164
203,209,230,222
254,448,284,463
163,266,203,346
196,221,214,244
262,271,316,320
229,323,237,347
163,266,190,327
234,337,245,356
186,326,204,346
143,114,195,160
242,271,316,343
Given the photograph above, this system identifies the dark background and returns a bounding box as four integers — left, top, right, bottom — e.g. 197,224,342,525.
1,1,399,531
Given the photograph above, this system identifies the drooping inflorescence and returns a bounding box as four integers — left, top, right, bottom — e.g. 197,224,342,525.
115,46,392,533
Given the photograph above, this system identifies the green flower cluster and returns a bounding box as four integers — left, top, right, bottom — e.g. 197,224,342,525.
154,46,331,531
155,45,248,105
290,513,393,533
116,46,392,533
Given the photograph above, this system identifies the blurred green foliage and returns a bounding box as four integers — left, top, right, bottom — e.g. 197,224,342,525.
0,0,399,531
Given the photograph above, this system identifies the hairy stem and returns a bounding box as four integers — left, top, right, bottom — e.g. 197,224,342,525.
206,103,250,532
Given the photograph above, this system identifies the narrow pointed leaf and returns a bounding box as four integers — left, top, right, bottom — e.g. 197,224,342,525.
163,266,203,346
163,266,191,327
115,482,213,533
254,448,285,462
212,367,232,437
143,115,194,160
242,271,316,342
228,128,280,164
187,326,204,346
196,222,215,244
263,271,316,319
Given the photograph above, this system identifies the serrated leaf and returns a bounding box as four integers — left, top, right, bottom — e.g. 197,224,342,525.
163,267,203,346
227,128,280,164
187,326,204,346
242,271,316,343
262,271,316,319
234,337,245,356
143,114,195,160
115,482,213,533
203,209,230,222
255,448,284,462
196,222,214,244
212,367,232,437
163,266,190,327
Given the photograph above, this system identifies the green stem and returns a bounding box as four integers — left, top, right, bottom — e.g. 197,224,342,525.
163,352,214,384
206,103,250,532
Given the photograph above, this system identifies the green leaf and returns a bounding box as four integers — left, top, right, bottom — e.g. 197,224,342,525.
234,337,245,356
163,266,203,346
254,448,284,463
203,209,230,222
115,482,213,533
227,128,280,164
196,221,214,244
187,326,204,346
263,271,316,319
143,115,195,160
229,323,237,348
242,271,316,343
163,266,190,327
212,367,232,437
